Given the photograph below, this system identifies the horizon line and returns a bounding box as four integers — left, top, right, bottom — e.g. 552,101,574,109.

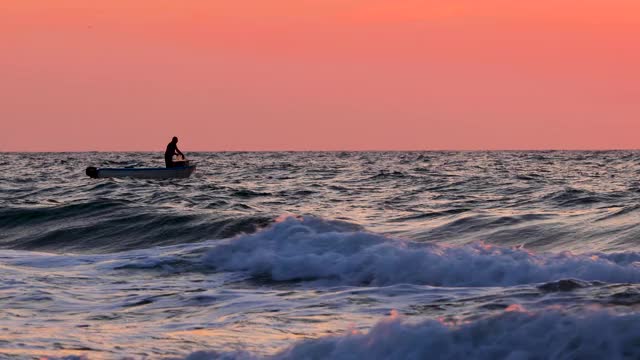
1,148,639,153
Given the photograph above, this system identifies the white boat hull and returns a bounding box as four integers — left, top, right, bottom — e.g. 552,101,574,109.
87,165,196,179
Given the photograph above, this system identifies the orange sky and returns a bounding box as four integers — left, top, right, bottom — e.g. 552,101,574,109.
1,0,639,151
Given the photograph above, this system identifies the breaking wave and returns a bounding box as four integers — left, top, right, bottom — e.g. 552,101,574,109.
175,310,640,360
204,217,640,287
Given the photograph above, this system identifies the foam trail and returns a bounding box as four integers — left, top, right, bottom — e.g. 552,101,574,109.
204,217,640,287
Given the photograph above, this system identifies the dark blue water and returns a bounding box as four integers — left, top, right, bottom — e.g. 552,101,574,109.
1,151,639,359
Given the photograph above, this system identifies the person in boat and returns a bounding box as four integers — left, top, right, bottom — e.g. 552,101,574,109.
165,136,185,168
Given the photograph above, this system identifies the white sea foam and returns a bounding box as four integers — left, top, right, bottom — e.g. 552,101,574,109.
174,310,640,360
204,217,640,287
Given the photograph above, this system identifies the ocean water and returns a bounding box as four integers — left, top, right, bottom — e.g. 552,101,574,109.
1,151,640,359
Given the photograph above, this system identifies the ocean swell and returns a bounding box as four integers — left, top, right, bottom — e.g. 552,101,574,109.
0,202,272,253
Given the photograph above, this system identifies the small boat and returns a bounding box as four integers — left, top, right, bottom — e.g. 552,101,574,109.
86,159,196,179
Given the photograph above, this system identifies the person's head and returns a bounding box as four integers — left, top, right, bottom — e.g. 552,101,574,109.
172,136,178,143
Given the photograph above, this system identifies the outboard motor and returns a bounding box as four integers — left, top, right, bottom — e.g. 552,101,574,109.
86,166,99,178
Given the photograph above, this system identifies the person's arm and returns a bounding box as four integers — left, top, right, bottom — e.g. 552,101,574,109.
175,147,184,157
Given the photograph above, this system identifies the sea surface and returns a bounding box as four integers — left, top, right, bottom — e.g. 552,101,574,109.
1,151,640,359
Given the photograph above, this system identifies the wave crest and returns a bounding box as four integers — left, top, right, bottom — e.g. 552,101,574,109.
204,217,640,287
172,310,640,360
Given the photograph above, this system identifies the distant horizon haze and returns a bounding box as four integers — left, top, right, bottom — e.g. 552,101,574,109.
2,1,639,151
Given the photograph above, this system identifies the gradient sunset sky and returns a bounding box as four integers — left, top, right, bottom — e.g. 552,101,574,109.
2,1,639,151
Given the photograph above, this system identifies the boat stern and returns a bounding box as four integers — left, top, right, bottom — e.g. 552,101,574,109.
86,167,99,178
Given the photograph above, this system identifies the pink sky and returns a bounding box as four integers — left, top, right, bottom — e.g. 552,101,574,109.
2,0,639,151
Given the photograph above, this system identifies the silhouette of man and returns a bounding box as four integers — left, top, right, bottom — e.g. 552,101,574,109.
165,136,184,168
